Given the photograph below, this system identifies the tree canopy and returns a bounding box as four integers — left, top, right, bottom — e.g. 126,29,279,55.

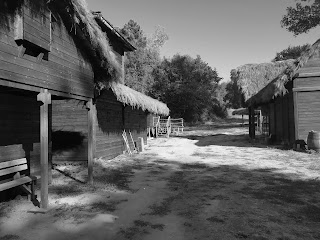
150,54,224,122
272,44,310,61
120,20,168,94
281,0,320,35
223,69,246,109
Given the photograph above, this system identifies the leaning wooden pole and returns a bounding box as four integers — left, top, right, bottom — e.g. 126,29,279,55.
37,89,51,209
86,99,94,185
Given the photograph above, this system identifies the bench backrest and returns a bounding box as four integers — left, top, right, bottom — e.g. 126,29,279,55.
0,158,28,177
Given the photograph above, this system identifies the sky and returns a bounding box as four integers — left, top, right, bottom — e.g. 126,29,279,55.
87,0,320,82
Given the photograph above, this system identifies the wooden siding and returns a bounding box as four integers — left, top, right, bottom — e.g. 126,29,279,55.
124,107,147,147
296,91,320,141
0,90,41,176
95,89,124,159
14,4,51,51
269,103,275,136
0,5,94,98
52,99,88,161
294,77,320,88
268,91,295,144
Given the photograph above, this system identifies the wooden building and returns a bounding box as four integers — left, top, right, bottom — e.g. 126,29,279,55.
235,60,296,141
51,12,169,162
243,39,320,146
0,0,124,208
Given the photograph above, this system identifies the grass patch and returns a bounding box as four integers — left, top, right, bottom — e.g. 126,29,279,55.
0,235,20,240
147,196,175,216
90,199,128,212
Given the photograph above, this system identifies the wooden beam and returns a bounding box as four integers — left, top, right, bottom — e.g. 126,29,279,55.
293,86,320,92
37,89,51,209
86,99,94,185
0,79,91,101
293,91,299,140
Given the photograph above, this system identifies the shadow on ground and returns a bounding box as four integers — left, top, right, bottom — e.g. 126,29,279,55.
1,156,320,240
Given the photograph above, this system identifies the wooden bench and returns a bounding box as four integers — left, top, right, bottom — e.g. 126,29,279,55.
0,158,38,202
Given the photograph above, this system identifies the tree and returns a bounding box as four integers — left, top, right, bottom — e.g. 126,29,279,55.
151,54,224,122
272,44,310,61
223,69,245,109
120,21,168,94
281,0,320,35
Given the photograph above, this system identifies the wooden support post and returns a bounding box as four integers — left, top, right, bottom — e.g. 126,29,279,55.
86,99,94,185
249,107,255,139
37,89,51,209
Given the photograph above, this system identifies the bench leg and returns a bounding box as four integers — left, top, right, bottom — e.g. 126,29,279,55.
30,180,35,201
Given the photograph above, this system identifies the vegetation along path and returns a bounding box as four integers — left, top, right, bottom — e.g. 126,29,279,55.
1,124,320,240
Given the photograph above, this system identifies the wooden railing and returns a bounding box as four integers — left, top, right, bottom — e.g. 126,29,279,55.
170,118,184,134
149,116,184,138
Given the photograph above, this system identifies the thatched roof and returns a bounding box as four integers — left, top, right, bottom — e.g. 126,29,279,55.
247,39,320,106
92,12,136,52
235,59,296,101
109,83,170,116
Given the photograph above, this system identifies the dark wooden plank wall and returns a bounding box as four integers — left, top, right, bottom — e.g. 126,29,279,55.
0,5,94,98
95,89,124,159
51,99,88,161
0,91,41,176
268,91,295,145
124,107,148,147
48,89,149,161
296,91,320,141
269,102,275,136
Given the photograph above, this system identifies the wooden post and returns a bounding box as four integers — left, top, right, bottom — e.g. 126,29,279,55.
37,89,51,209
293,91,299,140
249,107,255,139
86,99,94,185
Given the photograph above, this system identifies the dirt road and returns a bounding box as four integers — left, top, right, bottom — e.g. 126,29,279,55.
1,125,320,240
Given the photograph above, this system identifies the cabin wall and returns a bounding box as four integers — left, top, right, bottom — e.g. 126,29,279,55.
0,4,94,98
294,56,320,141
267,89,295,145
124,107,147,147
294,89,320,141
95,89,124,159
0,89,41,176
51,99,88,162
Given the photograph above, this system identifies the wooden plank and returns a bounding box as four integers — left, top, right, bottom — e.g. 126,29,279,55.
0,67,93,98
0,38,93,78
23,14,50,38
0,158,27,169
0,176,33,192
0,46,93,88
298,72,320,78
0,164,28,177
86,99,94,185
37,89,51,209
294,91,299,140
293,87,320,92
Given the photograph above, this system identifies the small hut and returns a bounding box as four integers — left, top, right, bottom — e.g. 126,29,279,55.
245,39,320,147
235,59,297,140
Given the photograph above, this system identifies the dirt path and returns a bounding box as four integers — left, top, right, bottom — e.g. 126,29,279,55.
1,125,320,239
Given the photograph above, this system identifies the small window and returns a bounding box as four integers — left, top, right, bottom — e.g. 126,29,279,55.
14,3,51,52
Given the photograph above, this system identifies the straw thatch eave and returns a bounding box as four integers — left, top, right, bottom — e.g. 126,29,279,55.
108,82,170,116
235,59,296,101
92,12,136,52
247,39,320,106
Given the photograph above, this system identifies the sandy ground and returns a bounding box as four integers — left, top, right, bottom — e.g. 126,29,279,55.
1,123,320,240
